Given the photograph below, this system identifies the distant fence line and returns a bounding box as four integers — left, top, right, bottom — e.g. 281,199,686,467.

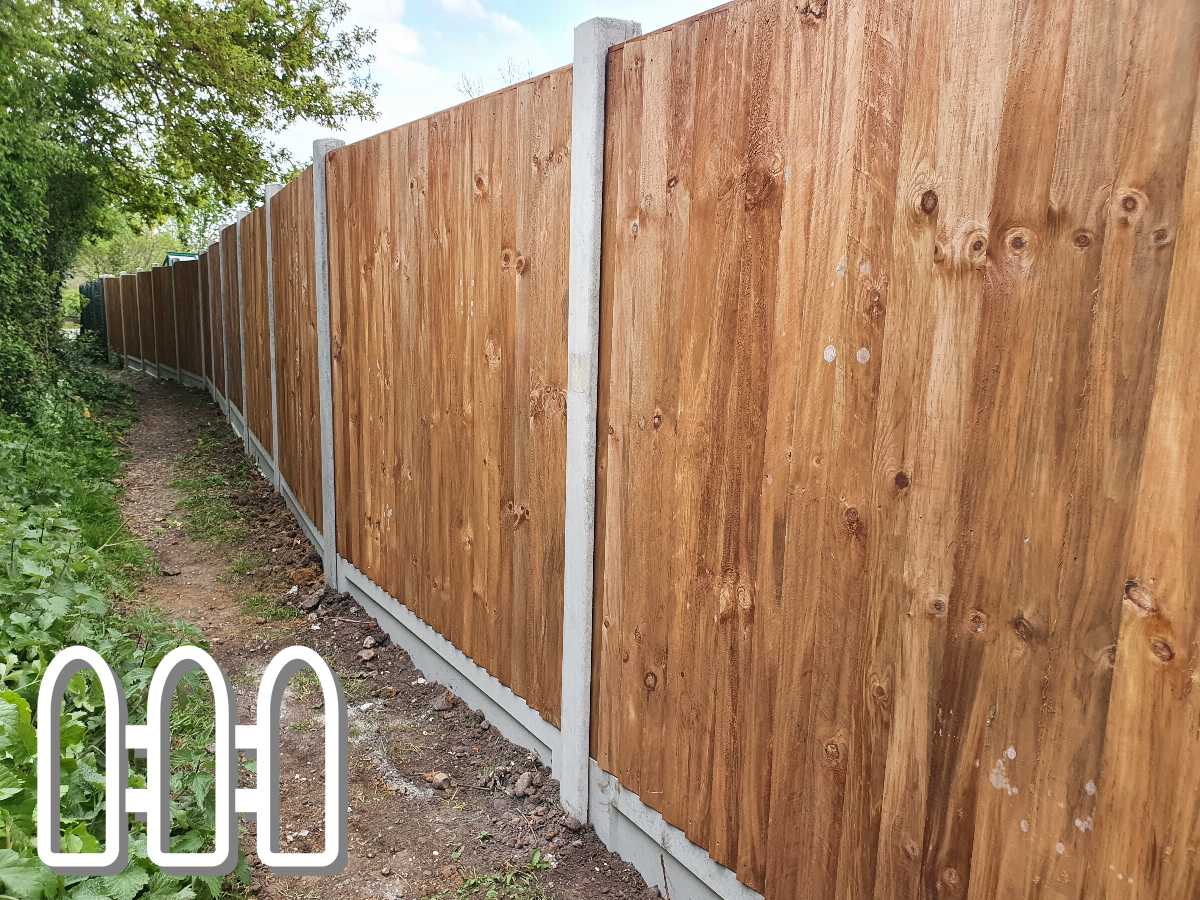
102,2,1200,898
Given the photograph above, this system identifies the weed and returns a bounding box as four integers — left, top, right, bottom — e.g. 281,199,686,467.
287,670,321,700
342,675,373,705
171,421,255,547
0,366,248,898
439,850,554,899
240,591,299,622
228,549,268,578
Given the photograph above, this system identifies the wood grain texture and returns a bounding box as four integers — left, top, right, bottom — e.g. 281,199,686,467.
173,259,202,377
240,206,273,451
326,69,572,725
271,169,322,525
136,270,156,366
207,243,225,395
198,250,213,381
120,273,140,360
102,276,123,355
591,1,1200,896
221,224,244,410
152,266,177,370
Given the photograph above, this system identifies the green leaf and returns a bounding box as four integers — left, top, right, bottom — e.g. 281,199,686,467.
0,691,36,756
0,764,23,801
96,866,149,900
0,848,60,900
67,879,111,900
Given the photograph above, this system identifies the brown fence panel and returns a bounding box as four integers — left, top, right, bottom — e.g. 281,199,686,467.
327,69,572,724
120,273,140,360
152,266,177,372
590,1,1200,897
136,270,156,367
174,259,202,378
271,169,322,525
240,207,272,451
198,251,212,382
101,276,123,355
221,224,244,410
207,243,225,395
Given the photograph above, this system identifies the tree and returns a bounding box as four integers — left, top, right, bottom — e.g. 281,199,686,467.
456,57,534,99
0,0,378,408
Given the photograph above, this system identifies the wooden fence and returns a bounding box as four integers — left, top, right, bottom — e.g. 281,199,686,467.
174,259,202,381
241,207,273,455
221,223,244,416
270,169,323,529
326,67,573,725
101,276,123,356
101,1,1200,896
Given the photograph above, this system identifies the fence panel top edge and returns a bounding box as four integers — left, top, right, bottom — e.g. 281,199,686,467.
331,63,573,160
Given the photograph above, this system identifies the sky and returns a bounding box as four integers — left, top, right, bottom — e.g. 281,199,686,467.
278,0,720,162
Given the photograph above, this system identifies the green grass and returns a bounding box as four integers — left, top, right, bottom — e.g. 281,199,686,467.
227,549,268,578
171,423,255,547
436,851,553,900
240,591,299,621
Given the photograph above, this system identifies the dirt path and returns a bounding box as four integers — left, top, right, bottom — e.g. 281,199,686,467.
117,374,653,900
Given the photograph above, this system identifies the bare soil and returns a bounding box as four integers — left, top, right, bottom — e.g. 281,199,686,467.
117,373,653,900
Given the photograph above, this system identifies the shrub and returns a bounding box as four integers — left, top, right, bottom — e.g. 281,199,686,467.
0,322,48,420
0,370,247,899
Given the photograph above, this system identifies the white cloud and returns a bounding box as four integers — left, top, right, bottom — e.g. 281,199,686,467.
436,0,526,37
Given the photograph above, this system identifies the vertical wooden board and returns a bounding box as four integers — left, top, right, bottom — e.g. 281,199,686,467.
221,224,243,410
121,273,140,359
520,69,570,726
272,169,323,526
591,0,1200,896
326,71,570,725
198,251,212,380
136,270,156,366
152,266,177,370
1091,58,1200,899
207,243,226,395
174,259,202,377
241,207,273,451
102,276,123,355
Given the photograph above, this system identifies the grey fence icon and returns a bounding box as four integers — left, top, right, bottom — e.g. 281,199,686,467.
37,645,347,876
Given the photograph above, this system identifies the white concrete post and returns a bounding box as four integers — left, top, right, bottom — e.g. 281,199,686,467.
264,183,284,489
560,16,640,825
236,213,251,451
313,138,345,588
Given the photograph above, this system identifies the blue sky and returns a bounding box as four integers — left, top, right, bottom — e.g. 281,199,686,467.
279,0,719,161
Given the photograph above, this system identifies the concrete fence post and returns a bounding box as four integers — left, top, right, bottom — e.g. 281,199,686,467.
560,16,640,825
236,212,251,452
264,183,284,489
313,138,345,589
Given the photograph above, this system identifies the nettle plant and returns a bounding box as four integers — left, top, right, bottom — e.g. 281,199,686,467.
0,379,246,899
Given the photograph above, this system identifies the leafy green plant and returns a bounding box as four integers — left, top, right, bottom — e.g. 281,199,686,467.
0,368,246,898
